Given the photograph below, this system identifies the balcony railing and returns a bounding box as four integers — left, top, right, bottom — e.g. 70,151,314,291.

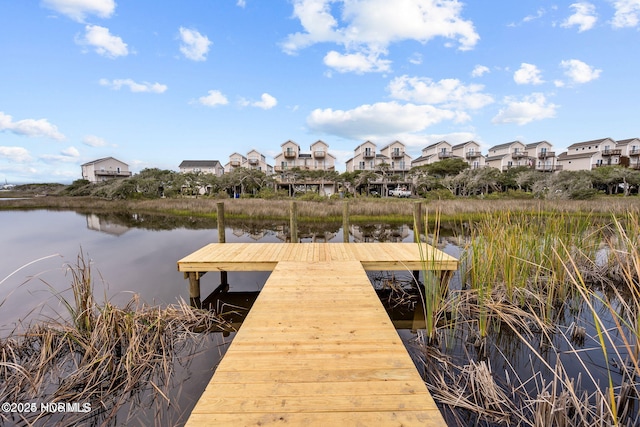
465,151,481,159
230,160,241,166
314,150,325,158
248,158,259,165
94,170,131,177
511,151,529,159
391,150,404,158
602,149,622,156
363,151,375,158
538,151,555,159
535,165,562,172
438,151,453,159
629,149,640,157
284,150,297,158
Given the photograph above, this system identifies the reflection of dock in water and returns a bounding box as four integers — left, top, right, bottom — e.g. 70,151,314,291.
178,243,456,426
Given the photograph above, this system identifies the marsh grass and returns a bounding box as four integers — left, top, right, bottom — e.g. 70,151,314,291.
414,210,640,427
0,254,230,426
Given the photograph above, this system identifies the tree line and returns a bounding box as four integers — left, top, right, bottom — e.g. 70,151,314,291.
64,158,640,200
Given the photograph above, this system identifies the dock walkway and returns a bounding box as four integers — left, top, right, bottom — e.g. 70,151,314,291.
178,243,457,426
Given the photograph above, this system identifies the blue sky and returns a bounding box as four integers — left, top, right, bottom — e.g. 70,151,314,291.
1,0,639,183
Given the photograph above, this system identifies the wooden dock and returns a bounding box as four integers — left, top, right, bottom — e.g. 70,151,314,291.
177,243,457,426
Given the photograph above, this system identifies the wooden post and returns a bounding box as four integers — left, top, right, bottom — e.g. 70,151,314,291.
188,272,202,308
290,201,298,242
342,201,350,243
217,202,228,289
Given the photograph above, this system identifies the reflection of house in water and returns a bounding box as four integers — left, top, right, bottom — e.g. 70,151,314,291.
274,225,337,242
350,224,410,242
231,227,266,240
86,214,130,236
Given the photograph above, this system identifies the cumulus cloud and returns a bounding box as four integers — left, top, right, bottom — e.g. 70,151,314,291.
307,101,462,140
99,78,167,93
179,27,212,61
561,2,598,32
0,112,65,141
388,75,494,110
560,59,602,84
471,65,490,77
197,90,229,107
513,63,544,85
240,93,278,109
283,0,478,73
323,50,391,73
77,25,128,58
42,0,115,22
492,93,558,125
611,0,640,28
0,146,33,163
237,0,246,7
41,146,81,163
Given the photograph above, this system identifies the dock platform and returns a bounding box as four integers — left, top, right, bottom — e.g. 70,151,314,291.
177,243,457,426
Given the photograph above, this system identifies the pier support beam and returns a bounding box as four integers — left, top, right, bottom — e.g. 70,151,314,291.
187,271,205,308
217,202,228,288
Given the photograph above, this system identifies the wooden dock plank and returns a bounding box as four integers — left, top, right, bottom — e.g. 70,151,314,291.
185,260,447,426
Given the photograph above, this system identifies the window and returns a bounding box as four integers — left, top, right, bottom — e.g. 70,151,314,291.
359,161,365,170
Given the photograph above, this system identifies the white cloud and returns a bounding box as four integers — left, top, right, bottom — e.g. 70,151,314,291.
198,90,229,107
78,25,128,58
409,53,423,65
492,93,558,125
514,63,544,85
560,59,602,84
237,0,247,7
240,93,278,109
42,0,115,22
283,0,478,73
100,78,167,93
0,112,65,141
471,65,490,77
179,27,212,61
611,0,640,28
561,2,598,32
40,146,81,163
83,135,108,147
323,50,391,73
388,75,494,110
307,101,461,140
0,146,33,163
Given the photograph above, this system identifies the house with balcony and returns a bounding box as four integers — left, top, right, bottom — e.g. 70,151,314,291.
617,138,640,170
411,141,453,168
557,138,621,171
224,150,273,174
345,140,382,172
485,141,529,171
378,141,412,177
179,160,224,176
273,140,336,173
525,141,560,172
81,157,132,183
451,141,485,169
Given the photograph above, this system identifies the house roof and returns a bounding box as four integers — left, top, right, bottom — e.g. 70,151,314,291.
411,154,436,163
379,140,405,151
451,140,479,150
616,138,640,146
557,151,595,161
280,140,300,148
567,137,614,149
179,160,222,168
81,156,127,166
485,154,507,162
524,140,551,150
422,140,450,150
487,141,523,152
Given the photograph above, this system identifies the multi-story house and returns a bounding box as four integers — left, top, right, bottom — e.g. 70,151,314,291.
525,141,560,172
557,138,620,171
345,140,383,172
273,140,336,172
485,141,529,171
451,141,485,169
224,150,273,174
179,160,224,176
411,141,453,168
617,138,640,170
81,157,132,183
378,141,412,177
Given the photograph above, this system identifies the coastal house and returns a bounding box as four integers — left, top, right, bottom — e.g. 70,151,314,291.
178,160,224,176
525,141,560,172
616,138,640,170
411,141,453,168
557,138,620,171
273,140,336,172
485,141,528,171
81,157,132,183
451,141,485,169
378,141,412,177
224,150,274,174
